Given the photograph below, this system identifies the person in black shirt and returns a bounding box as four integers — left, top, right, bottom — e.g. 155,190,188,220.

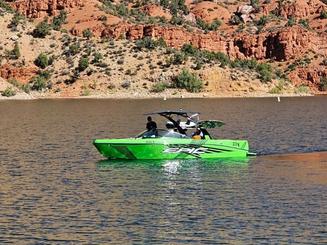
146,116,157,132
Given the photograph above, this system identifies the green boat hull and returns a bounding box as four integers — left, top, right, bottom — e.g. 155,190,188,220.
93,138,250,160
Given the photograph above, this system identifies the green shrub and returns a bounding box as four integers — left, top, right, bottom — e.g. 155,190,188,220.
287,17,296,27
319,76,327,91
170,15,184,25
180,44,230,68
171,52,187,65
78,57,89,72
256,63,273,82
151,82,167,93
8,78,20,87
67,43,80,56
82,28,93,39
232,59,258,69
6,41,21,60
116,3,129,16
257,16,268,26
295,85,310,94
8,13,24,31
21,84,31,94
32,19,51,38
269,80,286,94
320,10,327,19
52,10,67,31
38,70,52,80
135,37,166,50
0,1,13,13
92,52,103,64
174,69,203,92
251,0,260,9
299,19,309,29
181,44,198,56
1,87,16,97
31,76,47,91
196,18,221,31
160,0,189,15
34,53,49,69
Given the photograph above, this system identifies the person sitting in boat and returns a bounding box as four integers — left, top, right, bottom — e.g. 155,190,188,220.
145,116,158,137
192,128,204,140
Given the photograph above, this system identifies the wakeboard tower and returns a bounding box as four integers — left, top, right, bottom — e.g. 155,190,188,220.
93,110,254,160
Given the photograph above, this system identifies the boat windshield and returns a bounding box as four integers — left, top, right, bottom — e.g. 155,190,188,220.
136,129,190,139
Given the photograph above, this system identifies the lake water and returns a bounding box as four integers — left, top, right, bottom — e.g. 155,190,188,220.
0,97,326,243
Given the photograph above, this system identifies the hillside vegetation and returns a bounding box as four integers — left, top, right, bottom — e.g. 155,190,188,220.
1,0,327,98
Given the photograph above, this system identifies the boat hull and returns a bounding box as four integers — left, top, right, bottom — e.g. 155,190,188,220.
93,138,250,160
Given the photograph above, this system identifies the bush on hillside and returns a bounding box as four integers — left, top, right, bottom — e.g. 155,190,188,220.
135,37,167,50
0,0,13,13
8,13,24,31
180,44,231,67
151,82,167,93
52,10,67,31
92,52,103,64
1,87,16,97
196,18,221,31
319,76,327,91
257,16,268,26
6,41,21,60
286,17,296,27
320,10,327,19
82,28,93,39
34,53,49,69
32,19,51,38
299,19,309,29
78,57,89,72
256,63,273,82
67,43,80,56
174,69,203,92
31,76,47,91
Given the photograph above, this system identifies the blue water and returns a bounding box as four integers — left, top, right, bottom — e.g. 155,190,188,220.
0,97,326,243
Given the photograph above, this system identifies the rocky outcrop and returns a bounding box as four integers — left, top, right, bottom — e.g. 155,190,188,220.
6,0,84,18
141,4,172,20
191,1,231,23
233,26,317,61
100,23,317,61
278,0,325,19
289,66,327,90
0,64,38,83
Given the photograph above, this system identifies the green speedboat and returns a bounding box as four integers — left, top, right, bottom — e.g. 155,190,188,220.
93,110,254,160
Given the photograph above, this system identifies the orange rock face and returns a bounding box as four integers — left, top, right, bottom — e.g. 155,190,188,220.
289,66,327,91
0,64,38,84
6,0,84,18
101,23,317,61
141,4,172,20
278,0,325,19
191,1,231,23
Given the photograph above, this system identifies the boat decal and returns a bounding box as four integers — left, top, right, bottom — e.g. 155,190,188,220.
111,145,137,159
164,144,232,158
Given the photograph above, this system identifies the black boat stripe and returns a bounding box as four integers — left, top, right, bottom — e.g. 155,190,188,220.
111,146,137,159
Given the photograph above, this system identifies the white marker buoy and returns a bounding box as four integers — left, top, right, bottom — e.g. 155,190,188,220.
277,96,281,102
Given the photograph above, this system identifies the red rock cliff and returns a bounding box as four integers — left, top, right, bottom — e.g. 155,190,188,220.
6,0,84,18
100,23,319,61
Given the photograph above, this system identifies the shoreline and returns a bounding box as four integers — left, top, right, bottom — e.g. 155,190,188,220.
0,92,320,101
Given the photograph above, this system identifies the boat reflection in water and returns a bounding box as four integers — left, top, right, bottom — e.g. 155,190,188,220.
96,157,251,170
